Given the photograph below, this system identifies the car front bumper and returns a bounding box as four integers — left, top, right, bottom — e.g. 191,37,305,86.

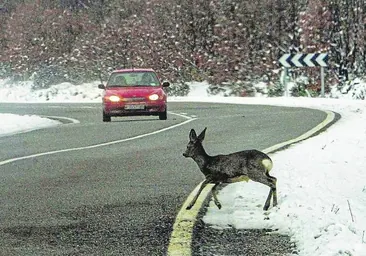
103,101,167,116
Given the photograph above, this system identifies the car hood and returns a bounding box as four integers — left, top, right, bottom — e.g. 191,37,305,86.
105,86,164,97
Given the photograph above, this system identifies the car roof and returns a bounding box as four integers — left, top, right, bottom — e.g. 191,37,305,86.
112,68,155,73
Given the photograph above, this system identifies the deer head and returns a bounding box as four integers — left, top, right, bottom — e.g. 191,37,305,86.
183,127,207,158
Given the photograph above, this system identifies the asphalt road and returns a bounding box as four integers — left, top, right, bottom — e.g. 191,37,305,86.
0,102,327,255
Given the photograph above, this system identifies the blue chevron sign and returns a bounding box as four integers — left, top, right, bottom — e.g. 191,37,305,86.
279,53,329,68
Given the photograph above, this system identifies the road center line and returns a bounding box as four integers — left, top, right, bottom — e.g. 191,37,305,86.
42,115,80,124
0,112,196,167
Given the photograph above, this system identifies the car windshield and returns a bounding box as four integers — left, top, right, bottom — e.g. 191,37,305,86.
106,71,160,87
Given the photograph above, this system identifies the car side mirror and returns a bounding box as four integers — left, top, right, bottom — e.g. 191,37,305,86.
162,81,170,87
98,84,105,89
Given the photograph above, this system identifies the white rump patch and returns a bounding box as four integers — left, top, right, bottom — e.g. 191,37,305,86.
262,159,273,172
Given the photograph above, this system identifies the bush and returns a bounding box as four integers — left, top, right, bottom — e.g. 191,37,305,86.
32,65,68,89
207,84,228,96
0,62,12,79
268,82,284,97
208,80,264,97
165,81,190,96
31,65,100,89
230,81,256,97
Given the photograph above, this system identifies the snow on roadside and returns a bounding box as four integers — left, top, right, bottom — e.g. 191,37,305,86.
0,79,101,103
0,113,61,137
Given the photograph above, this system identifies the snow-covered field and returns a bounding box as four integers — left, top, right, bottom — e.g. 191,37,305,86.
0,79,365,255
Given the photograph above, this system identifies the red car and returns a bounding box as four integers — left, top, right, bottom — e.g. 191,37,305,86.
98,68,170,122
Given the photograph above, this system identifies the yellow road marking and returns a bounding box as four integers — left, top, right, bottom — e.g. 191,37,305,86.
167,110,336,256
167,182,214,256
263,111,335,154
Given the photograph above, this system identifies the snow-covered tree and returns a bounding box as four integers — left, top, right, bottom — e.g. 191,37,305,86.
1,0,366,96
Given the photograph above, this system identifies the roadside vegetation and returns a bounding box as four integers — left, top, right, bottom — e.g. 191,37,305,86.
1,0,366,98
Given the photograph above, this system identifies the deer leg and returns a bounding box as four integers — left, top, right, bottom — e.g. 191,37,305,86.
263,174,277,211
186,179,211,210
263,188,273,211
272,184,277,207
211,183,222,209
249,172,277,211
264,187,278,210
267,173,277,208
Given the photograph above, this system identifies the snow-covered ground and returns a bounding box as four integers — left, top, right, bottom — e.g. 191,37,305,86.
0,113,60,137
0,79,365,255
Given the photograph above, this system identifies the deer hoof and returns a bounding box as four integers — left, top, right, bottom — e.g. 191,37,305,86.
216,202,222,209
186,204,193,210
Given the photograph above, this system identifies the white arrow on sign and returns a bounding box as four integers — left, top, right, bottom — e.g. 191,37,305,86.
292,54,303,67
278,54,292,68
316,53,328,67
304,54,316,67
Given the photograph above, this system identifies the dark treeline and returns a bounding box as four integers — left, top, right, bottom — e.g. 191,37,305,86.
0,0,365,94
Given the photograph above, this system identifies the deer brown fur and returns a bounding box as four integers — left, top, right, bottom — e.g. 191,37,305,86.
183,127,277,211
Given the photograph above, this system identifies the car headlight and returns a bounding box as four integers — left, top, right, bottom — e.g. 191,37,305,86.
148,94,159,101
108,95,121,102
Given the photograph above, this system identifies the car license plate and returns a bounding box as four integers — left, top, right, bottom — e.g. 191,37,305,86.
125,104,145,110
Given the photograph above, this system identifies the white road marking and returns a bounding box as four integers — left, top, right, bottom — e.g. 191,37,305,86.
0,112,196,166
42,115,80,124
169,112,193,119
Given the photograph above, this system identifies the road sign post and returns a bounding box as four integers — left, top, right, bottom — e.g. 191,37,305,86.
279,53,329,97
280,67,289,97
320,66,325,97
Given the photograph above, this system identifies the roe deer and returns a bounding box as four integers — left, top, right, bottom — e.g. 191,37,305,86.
183,127,277,211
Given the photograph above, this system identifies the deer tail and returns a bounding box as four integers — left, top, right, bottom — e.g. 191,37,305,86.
262,158,273,172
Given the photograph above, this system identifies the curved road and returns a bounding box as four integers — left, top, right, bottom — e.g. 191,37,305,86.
0,102,329,255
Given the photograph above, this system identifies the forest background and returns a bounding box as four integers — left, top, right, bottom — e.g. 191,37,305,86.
0,0,365,97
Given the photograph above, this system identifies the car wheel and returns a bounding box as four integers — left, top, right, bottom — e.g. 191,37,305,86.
159,110,167,120
103,111,111,122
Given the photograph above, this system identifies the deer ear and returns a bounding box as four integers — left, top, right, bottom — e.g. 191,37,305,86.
197,127,207,142
189,129,197,141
